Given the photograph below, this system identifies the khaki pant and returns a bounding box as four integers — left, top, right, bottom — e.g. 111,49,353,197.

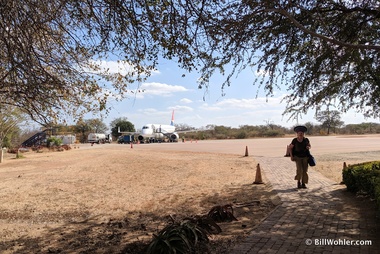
294,156,309,184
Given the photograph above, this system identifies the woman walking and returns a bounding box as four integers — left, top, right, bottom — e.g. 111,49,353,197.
288,125,311,189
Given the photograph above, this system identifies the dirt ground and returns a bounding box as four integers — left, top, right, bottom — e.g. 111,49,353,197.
0,139,379,254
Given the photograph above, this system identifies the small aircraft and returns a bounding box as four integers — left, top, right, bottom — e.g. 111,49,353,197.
118,110,188,143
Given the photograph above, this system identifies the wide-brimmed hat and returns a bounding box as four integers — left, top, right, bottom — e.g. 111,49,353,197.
294,125,307,133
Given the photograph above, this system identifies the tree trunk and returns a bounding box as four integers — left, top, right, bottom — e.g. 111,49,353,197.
0,147,3,163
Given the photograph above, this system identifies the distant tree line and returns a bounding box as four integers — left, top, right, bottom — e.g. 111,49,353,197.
180,122,380,140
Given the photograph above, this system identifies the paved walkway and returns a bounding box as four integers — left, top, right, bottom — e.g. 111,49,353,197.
229,155,380,254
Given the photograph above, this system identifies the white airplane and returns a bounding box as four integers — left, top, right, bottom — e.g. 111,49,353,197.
118,111,186,143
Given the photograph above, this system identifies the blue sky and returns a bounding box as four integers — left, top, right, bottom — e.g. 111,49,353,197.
94,59,378,131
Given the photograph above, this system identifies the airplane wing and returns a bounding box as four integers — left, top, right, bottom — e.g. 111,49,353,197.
174,129,198,134
117,127,139,135
173,130,195,134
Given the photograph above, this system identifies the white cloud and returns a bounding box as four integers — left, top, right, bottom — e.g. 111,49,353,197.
90,59,160,76
214,97,284,110
169,105,193,112
183,95,293,127
199,103,223,112
138,108,159,115
180,98,193,104
138,82,189,97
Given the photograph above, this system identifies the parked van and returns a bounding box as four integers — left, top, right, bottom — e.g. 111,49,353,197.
117,135,134,144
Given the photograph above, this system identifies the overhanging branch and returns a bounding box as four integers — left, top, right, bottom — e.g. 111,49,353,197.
266,8,380,51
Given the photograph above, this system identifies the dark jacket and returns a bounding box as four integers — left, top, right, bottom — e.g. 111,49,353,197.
291,138,310,157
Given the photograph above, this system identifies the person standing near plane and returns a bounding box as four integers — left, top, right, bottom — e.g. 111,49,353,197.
288,125,311,189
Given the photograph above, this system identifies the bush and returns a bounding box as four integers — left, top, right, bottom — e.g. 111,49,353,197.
263,130,284,137
215,134,227,139
343,161,380,215
375,178,380,216
47,137,63,147
146,218,211,254
198,132,210,140
235,131,247,139
247,130,259,138
146,204,235,253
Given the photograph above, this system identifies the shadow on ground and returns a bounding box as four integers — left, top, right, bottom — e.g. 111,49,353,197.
2,182,379,253
0,182,277,254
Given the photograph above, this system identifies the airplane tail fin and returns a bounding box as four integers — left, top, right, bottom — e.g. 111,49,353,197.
170,110,174,126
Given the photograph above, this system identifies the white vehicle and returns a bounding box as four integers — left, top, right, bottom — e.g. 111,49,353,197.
87,133,112,143
56,134,76,145
118,110,192,143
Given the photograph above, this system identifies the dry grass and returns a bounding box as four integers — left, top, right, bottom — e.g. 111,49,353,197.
0,145,277,253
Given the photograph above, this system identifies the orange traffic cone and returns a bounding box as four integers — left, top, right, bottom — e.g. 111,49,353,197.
253,163,264,184
245,146,249,157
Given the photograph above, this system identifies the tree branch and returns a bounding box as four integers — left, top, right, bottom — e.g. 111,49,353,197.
266,8,380,51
